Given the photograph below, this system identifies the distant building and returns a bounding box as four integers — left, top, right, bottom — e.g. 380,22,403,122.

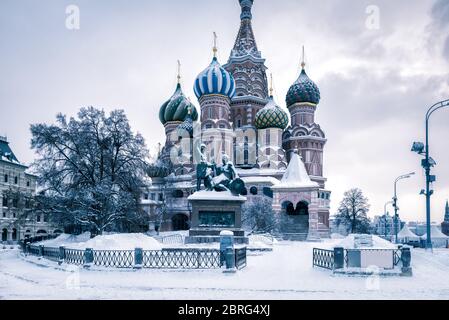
408,221,439,237
0,136,59,243
442,200,449,236
372,213,403,238
329,215,349,236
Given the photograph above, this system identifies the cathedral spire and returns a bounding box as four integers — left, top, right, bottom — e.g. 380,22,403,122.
445,200,449,222
230,0,260,59
240,0,254,20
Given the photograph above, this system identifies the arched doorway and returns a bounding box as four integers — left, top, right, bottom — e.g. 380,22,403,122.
279,200,310,239
296,201,309,216
12,228,17,241
282,201,295,215
1,228,7,241
172,214,189,231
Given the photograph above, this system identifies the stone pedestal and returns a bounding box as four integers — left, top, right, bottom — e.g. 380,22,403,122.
186,190,248,244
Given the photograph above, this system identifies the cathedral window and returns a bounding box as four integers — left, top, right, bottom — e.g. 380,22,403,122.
2,196,7,207
250,186,258,195
263,187,273,198
12,197,18,208
172,190,184,198
14,176,18,184
208,108,213,119
4,174,8,183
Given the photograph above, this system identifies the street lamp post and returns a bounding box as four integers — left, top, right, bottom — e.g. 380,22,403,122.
392,172,415,244
384,201,393,240
411,99,449,250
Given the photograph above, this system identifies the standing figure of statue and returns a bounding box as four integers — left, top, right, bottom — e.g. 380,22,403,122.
196,143,214,191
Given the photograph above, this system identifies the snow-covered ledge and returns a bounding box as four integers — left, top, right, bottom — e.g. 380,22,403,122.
315,234,412,276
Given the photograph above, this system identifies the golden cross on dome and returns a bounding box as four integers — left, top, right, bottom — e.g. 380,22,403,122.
177,60,181,84
269,73,274,97
187,103,192,115
213,32,218,57
301,45,306,70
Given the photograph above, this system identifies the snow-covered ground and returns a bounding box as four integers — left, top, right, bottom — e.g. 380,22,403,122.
37,233,162,250
2,240,449,300
34,232,274,250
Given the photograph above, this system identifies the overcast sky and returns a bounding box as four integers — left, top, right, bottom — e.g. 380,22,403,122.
1,0,448,222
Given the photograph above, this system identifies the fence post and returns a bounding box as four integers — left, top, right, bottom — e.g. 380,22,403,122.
334,247,344,270
223,247,236,274
59,246,65,265
134,248,143,269
220,230,234,267
84,248,93,269
400,247,412,277
39,245,44,259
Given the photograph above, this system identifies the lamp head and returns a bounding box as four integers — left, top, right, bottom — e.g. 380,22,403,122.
411,142,424,154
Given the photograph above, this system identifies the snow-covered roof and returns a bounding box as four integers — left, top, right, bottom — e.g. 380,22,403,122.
0,137,25,167
272,152,318,189
241,176,280,185
237,167,285,177
421,226,449,239
188,190,247,202
397,225,420,240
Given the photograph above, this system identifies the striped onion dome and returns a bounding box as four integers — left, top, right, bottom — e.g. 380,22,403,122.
255,96,289,130
286,69,321,106
193,57,236,99
159,83,198,125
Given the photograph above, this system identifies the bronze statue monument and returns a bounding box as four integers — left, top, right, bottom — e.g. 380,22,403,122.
195,145,245,196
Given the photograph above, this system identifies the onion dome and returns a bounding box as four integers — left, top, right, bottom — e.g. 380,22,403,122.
159,83,198,125
147,159,170,178
255,96,289,130
193,56,236,99
286,68,320,106
177,107,194,137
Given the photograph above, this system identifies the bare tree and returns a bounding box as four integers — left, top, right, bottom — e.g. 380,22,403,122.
30,107,150,235
335,188,371,234
242,197,277,233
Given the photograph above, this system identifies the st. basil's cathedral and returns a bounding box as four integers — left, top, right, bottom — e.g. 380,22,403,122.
146,0,331,240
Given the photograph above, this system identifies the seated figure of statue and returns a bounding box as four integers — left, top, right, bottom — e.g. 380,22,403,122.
210,154,245,195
